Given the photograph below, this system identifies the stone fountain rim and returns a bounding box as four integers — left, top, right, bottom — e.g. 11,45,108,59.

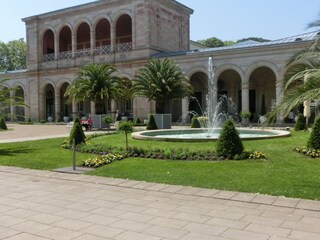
131,127,291,142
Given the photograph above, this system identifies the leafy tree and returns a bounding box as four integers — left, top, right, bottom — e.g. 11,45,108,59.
146,114,158,130
118,121,133,150
0,39,26,71
308,117,320,149
197,37,225,48
190,116,201,128
216,120,244,158
133,58,193,113
65,64,122,114
69,117,86,145
236,37,270,43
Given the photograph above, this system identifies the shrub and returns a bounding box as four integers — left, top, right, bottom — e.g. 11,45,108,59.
69,117,86,145
0,118,7,130
56,117,61,123
135,118,141,124
294,113,307,131
27,118,32,123
216,120,243,159
191,116,201,128
308,117,320,149
146,114,158,130
40,120,46,124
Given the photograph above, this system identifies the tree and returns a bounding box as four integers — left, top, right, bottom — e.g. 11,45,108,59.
236,37,270,43
294,113,307,131
197,37,225,48
216,120,244,158
0,39,26,71
69,117,86,145
118,121,133,150
133,58,193,113
308,117,320,149
146,114,158,130
65,64,122,114
267,17,320,120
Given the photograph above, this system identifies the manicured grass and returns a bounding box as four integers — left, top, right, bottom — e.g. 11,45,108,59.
87,130,320,200
0,138,92,170
1,130,320,200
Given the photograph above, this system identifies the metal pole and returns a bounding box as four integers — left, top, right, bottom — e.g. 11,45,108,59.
72,138,76,170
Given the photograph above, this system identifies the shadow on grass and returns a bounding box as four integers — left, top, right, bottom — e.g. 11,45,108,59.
0,145,34,156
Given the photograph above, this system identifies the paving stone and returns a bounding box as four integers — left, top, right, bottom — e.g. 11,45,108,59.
142,225,189,239
245,223,291,237
4,233,51,240
222,228,270,240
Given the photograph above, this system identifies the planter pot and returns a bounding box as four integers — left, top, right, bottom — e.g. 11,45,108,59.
154,114,172,129
47,116,53,122
63,116,69,123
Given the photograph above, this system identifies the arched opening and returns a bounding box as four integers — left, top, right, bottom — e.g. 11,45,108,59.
45,84,55,121
59,26,72,59
217,69,241,112
249,67,276,121
189,72,208,117
115,14,132,52
15,86,25,121
76,22,91,57
95,19,111,55
43,29,55,61
60,83,72,121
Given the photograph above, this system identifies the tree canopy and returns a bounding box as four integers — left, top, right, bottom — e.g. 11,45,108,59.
133,58,193,113
0,39,26,72
65,64,123,114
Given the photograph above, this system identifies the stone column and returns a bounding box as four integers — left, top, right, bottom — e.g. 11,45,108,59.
90,30,96,56
181,97,189,123
10,90,15,121
54,35,59,60
55,91,61,121
111,25,116,53
276,80,284,123
72,33,76,58
39,90,46,121
241,81,250,112
90,101,96,115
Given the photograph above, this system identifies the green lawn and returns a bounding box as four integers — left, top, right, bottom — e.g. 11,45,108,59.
1,130,320,200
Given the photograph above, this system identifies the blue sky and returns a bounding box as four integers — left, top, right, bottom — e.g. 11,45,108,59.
0,0,319,43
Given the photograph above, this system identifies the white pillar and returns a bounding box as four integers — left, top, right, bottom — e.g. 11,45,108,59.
90,101,96,115
181,97,189,123
55,92,61,121
72,33,76,58
241,81,250,112
90,30,96,56
276,80,284,123
54,35,59,60
111,26,116,53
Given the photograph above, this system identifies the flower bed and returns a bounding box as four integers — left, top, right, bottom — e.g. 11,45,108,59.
83,153,124,168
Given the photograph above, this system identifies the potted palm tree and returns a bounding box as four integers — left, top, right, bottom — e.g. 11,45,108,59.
133,58,193,129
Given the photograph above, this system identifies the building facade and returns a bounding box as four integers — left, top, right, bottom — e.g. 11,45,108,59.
0,0,319,123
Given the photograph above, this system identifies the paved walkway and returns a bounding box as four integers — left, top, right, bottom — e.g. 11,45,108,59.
1,124,320,239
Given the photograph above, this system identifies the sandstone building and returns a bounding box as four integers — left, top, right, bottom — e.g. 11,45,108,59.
1,0,319,123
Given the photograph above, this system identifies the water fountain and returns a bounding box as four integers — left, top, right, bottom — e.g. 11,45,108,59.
132,58,290,142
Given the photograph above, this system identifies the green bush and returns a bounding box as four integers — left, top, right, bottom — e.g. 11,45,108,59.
40,120,46,124
308,117,320,149
56,117,61,123
69,117,86,145
135,118,141,124
216,120,244,159
146,114,158,130
0,118,8,130
190,116,201,128
118,121,134,150
294,113,307,131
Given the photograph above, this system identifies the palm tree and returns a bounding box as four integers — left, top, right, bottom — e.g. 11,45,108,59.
65,64,122,114
0,78,26,119
133,58,193,113
268,18,320,120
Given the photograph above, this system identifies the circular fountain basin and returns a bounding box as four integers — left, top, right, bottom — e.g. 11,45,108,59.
132,128,291,142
